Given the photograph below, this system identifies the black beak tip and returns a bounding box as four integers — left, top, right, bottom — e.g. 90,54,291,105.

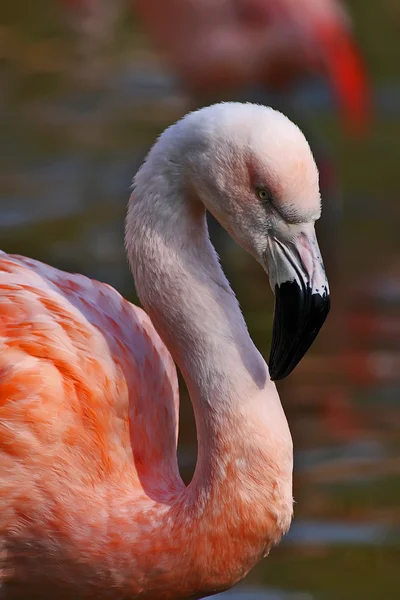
268,359,298,382
268,281,330,381
269,367,288,382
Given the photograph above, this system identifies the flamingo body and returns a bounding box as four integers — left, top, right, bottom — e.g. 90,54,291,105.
0,251,184,597
0,252,285,598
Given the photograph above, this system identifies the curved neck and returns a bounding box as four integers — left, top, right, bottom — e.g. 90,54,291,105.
125,168,293,594
127,178,267,459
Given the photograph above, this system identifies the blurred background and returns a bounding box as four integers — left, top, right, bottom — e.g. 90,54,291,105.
1,1,399,598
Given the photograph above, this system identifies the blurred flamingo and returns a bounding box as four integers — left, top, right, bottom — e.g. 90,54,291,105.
0,103,330,598
60,0,370,131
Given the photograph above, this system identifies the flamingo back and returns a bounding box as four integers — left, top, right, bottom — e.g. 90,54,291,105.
0,251,181,582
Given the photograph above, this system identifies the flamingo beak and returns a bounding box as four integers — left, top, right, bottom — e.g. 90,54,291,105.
266,225,330,380
315,23,371,134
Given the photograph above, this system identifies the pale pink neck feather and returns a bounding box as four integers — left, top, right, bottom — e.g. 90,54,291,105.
125,170,293,597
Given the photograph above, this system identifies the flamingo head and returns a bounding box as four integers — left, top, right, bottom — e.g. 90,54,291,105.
180,102,330,379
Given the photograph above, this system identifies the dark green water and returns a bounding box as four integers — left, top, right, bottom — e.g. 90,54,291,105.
1,2,399,598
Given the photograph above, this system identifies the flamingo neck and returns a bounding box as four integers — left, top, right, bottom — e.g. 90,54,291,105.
125,165,293,594
127,180,265,465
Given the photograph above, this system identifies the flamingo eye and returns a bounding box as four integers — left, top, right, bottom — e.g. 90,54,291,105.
257,187,269,202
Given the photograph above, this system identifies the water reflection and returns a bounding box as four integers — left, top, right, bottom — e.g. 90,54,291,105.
1,7,400,600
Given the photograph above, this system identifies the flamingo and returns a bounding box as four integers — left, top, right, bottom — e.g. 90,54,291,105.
60,0,370,132
0,103,330,599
